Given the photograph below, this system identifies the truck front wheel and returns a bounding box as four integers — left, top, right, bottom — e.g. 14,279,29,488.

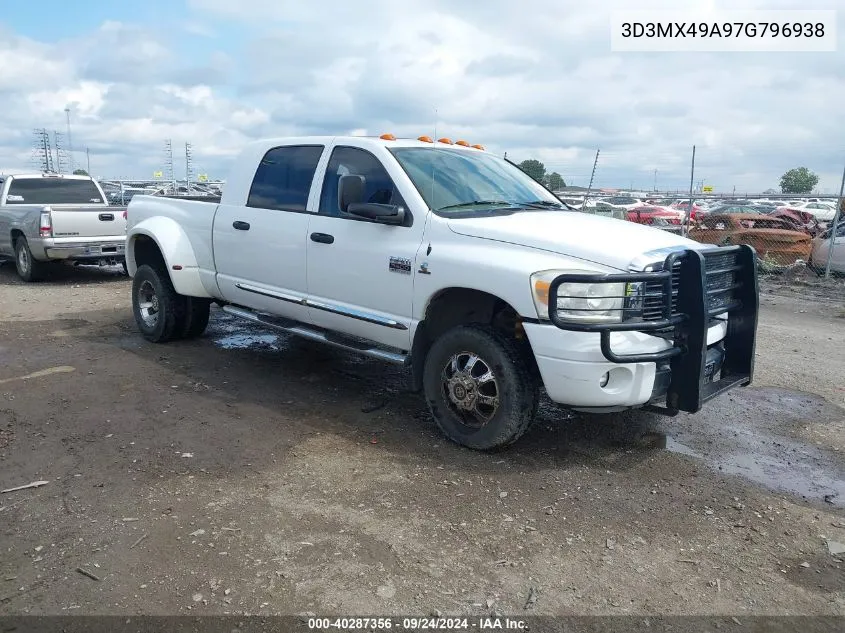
422,325,539,450
132,264,187,343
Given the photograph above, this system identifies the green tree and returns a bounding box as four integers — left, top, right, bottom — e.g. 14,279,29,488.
779,167,819,194
518,159,546,183
72,169,89,176
547,171,565,190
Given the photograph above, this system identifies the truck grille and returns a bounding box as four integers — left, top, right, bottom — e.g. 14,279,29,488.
640,248,744,322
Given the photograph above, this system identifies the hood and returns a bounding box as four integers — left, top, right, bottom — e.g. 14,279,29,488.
447,210,705,270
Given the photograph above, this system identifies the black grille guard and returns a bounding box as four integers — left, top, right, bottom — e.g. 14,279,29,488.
546,244,759,414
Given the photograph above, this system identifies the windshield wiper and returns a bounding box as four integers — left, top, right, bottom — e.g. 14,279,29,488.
520,200,567,209
436,200,518,211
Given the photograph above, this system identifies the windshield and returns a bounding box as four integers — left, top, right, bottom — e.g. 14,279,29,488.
5,177,104,205
388,147,563,215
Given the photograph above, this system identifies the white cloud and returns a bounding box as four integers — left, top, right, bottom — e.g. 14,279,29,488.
0,0,843,192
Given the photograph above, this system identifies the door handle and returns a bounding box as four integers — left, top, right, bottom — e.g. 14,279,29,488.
232,221,250,230
310,232,334,244
98,213,114,221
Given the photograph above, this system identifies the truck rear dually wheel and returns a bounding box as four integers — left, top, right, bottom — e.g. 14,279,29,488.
422,325,539,450
180,297,211,339
132,264,187,343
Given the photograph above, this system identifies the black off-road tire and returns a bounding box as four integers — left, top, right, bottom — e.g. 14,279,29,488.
422,324,540,451
180,297,211,339
131,264,187,343
14,237,46,282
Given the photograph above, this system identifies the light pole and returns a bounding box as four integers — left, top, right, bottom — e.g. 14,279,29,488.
64,107,74,172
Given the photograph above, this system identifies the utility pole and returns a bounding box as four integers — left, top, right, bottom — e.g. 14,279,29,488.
64,107,74,172
86,147,91,175
653,169,657,192
684,146,696,236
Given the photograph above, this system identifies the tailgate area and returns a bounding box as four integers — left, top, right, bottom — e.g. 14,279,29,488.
50,207,127,238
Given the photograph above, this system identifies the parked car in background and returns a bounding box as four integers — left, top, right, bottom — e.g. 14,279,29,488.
627,206,683,233
670,200,708,220
808,221,845,275
604,196,646,211
582,200,626,221
706,204,764,216
770,207,820,235
778,202,837,228
689,213,812,270
0,172,128,281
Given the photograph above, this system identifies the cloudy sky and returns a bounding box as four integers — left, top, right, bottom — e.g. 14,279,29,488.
1,0,842,193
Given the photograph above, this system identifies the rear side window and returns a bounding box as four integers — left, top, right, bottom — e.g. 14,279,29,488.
246,145,324,211
5,178,103,204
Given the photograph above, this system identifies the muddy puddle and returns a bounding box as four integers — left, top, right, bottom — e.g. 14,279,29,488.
661,386,845,508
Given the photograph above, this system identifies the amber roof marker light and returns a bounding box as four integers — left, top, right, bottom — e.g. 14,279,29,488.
379,133,396,140
418,135,433,143
455,140,470,147
437,138,453,144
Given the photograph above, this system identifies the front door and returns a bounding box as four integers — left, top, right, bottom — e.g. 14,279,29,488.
213,144,326,322
305,143,427,352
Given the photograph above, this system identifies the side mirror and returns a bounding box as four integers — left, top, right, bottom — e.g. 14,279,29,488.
346,203,406,226
338,174,365,212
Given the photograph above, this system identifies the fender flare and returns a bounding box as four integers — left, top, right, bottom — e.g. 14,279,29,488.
127,217,212,298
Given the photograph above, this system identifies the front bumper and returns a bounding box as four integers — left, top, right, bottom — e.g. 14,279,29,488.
534,245,758,415
43,240,126,261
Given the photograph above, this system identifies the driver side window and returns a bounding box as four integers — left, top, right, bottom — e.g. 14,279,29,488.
318,146,407,219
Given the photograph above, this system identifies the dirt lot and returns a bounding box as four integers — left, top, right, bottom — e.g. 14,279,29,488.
0,262,844,617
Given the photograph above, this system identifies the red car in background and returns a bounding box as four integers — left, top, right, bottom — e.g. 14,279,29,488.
670,201,706,220
627,206,683,233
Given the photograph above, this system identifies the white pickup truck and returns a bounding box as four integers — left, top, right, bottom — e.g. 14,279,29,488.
125,135,759,450
0,173,127,281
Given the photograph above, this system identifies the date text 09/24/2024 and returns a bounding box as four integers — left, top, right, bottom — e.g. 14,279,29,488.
307,617,528,630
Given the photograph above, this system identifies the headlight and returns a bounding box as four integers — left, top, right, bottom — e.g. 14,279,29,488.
530,270,641,324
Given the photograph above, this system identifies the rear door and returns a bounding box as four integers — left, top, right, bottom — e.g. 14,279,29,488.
213,143,325,323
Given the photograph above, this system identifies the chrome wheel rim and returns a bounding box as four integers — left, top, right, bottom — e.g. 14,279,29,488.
17,245,29,274
441,351,500,428
137,280,160,328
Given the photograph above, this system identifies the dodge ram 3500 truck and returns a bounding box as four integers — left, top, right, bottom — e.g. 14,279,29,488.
0,173,128,281
125,135,759,450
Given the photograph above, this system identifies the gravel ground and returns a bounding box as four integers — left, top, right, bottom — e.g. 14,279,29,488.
0,261,844,617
